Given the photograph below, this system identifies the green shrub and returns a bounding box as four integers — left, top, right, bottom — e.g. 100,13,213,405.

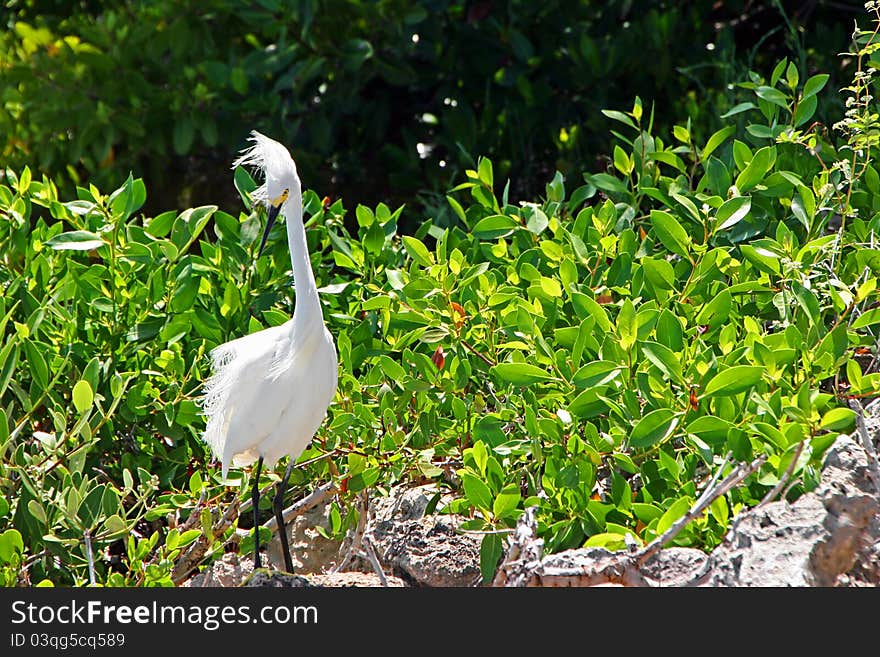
0,1,853,217
2,5,880,587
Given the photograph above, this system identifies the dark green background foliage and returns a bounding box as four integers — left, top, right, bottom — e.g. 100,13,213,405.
0,1,862,219
3,1,880,586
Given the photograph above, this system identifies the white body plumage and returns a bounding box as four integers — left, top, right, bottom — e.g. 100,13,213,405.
201,132,337,481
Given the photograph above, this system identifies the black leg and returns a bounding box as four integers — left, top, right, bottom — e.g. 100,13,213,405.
274,460,295,573
252,456,264,570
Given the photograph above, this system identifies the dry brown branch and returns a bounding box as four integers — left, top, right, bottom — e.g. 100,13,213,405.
262,482,337,533
359,535,388,587
171,496,240,585
637,454,766,563
331,490,369,574
757,439,807,508
492,506,543,587
849,399,880,496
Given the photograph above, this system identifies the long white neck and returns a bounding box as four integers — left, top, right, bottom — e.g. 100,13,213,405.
283,191,322,329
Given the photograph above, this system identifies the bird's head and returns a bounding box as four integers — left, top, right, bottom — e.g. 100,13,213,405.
233,131,301,256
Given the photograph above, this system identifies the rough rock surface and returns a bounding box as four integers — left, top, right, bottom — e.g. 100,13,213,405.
511,433,880,587
266,501,342,573
184,426,879,588
704,434,879,587
183,552,254,588
366,485,482,587
246,569,406,588
184,552,405,587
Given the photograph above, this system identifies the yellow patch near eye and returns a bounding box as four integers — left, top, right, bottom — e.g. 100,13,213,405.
271,188,289,207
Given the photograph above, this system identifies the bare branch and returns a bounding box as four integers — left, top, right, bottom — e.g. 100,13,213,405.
849,399,880,496
758,439,807,508
638,454,766,563
493,506,543,587
262,482,337,533
359,535,388,587
171,496,240,585
331,490,369,574
232,482,338,542
84,530,96,586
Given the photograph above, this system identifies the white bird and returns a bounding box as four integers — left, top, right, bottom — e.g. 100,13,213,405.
201,131,338,572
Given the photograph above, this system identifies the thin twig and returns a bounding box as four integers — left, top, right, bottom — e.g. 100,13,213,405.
170,496,240,585
359,535,388,587
83,530,96,586
757,439,807,508
331,491,369,574
175,489,209,533
638,454,767,563
235,482,337,536
849,399,880,496
22,549,50,570
700,451,732,502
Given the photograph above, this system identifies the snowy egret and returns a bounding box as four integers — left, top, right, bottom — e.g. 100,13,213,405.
201,131,338,572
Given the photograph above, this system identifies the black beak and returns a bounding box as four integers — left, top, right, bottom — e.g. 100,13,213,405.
258,203,281,257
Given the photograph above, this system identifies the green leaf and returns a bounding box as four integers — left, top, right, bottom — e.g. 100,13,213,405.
45,231,105,251
740,244,781,276
793,95,818,127
802,74,829,99
173,118,195,155
819,407,856,431
701,125,735,160
172,205,217,254
355,204,374,227
446,195,467,223
568,389,608,419
145,210,177,238
571,360,624,388
735,146,776,192
493,484,521,518
401,236,434,267
852,307,880,329
585,173,629,196
641,341,684,384
477,157,494,188
617,299,637,351
629,409,679,449
461,473,493,511
363,221,385,254
686,415,734,444
715,196,751,231
720,102,756,119
755,86,789,110
656,498,692,536
0,529,24,563
480,533,503,584
642,258,675,291
472,215,519,240
694,289,731,330
601,109,637,129
650,210,691,259
490,363,556,386
18,166,32,195
72,379,94,414
24,340,48,389
703,366,764,397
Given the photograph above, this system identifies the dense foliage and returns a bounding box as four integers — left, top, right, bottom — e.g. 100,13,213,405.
0,0,858,217
3,3,880,586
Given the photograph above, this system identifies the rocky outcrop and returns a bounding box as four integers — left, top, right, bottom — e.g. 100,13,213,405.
185,421,880,588
498,434,880,587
